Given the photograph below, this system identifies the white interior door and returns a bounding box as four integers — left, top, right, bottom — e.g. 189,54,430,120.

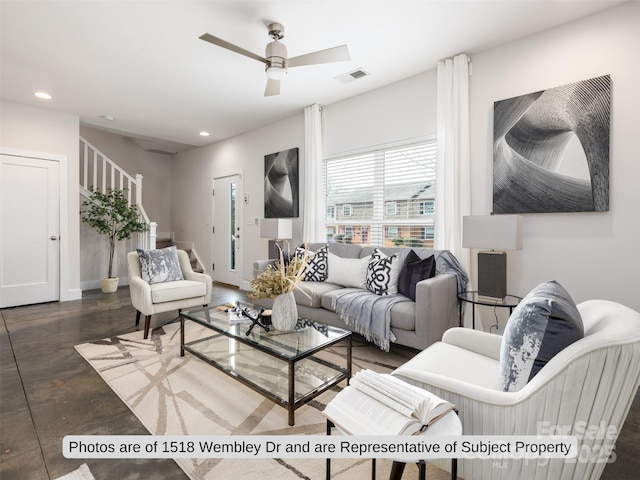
213,174,242,287
0,154,60,307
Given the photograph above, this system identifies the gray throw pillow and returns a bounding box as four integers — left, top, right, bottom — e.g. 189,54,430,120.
137,246,184,284
397,249,436,301
500,280,584,392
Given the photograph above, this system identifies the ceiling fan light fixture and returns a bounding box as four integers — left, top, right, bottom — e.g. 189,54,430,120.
266,64,287,80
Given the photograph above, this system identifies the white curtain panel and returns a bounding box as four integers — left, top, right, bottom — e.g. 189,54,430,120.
435,54,471,272
303,104,325,242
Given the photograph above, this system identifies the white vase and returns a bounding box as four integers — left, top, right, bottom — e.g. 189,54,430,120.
101,277,119,293
271,291,298,331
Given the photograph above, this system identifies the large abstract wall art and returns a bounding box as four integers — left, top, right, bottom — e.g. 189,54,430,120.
493,75,610,214
264,147,299,218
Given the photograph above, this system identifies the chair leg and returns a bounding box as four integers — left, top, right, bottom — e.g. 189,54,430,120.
144,315,152,339
389,461,406,480
135,310,141,328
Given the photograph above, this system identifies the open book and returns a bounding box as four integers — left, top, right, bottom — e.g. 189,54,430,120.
323,369,455,436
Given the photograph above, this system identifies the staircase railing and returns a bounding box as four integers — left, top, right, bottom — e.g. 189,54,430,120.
79,136,157,249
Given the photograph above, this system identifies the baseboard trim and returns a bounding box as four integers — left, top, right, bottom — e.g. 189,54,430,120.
62,289,83,301
81,277,130,292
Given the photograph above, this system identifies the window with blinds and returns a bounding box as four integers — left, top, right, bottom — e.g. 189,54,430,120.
324,140,436,247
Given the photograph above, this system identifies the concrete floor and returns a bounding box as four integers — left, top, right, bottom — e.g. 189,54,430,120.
1,286,638,479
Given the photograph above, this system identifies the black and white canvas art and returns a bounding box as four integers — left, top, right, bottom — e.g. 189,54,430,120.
264,147,299,218
493,75,610,213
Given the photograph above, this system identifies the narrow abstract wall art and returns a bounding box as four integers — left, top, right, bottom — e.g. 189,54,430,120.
493,75,610,213
264,147,299,218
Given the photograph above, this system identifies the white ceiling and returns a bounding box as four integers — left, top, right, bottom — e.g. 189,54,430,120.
0,1,624,153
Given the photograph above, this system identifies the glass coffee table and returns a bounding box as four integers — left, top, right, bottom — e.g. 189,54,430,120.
180,301,352,425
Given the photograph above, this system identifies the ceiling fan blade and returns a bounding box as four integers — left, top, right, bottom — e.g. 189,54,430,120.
199,33,267,63
264,78,280,96
287,45,350,68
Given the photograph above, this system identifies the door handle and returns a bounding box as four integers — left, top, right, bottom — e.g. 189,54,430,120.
50,235,59,240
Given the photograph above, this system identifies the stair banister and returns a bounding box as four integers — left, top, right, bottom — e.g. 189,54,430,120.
79,136,157,250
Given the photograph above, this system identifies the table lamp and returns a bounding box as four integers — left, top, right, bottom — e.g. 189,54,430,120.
462,215,522,300
260,218,293,258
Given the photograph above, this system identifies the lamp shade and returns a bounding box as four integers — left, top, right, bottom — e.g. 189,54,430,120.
260,218,292,239
463,215,522,251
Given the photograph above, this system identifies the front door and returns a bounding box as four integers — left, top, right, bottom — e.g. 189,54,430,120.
212,173,242,287
0,154,60,307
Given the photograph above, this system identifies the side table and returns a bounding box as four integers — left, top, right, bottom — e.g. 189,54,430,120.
458,291,521,330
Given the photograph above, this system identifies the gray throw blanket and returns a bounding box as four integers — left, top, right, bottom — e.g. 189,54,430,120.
331,289,408,352
434,250,469,293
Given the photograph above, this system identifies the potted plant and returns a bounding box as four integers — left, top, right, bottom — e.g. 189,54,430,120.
81,188,148,293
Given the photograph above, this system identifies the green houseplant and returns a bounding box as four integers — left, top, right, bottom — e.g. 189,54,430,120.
81,188,148,293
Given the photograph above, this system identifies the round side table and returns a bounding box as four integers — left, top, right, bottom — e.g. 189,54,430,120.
458,291,522,330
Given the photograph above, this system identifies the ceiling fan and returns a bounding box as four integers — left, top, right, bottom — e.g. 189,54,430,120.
199,22,350,96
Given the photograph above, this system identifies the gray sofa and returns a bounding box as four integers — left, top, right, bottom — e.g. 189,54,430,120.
252,242,467,351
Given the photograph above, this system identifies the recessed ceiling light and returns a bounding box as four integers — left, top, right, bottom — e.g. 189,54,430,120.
199,131,210,137
34,91,52,100
101,115,115,121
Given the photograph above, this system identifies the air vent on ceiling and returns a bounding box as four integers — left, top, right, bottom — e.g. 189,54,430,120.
336,68,370,84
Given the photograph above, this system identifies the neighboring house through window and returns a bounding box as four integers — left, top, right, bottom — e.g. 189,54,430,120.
324,139,436,246
419,200,435,215
386,201,397,216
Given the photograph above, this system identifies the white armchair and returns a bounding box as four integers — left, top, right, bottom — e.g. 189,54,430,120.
392,300,640,480
127,249,212,339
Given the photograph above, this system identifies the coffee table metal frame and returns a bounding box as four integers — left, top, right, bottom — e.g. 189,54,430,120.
180,304,352,426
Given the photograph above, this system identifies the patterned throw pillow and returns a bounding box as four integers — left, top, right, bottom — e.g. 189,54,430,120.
137,246,184,285
500,280,584,392
366,248,401,295
295,245,328,282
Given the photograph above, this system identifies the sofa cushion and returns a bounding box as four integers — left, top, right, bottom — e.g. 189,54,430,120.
321,287,359,312
323,243,362,259
320,287,415,331
500,280,584,392
137,246,184,284
294,281,342,308
397,250,436,301
295,244,328,282
150,280,206,303
389,300,416,331
326,252,370,288
366,248,402,295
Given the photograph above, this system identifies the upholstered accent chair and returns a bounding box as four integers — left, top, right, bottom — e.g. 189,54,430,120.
392,300,640,480
127,249,212,339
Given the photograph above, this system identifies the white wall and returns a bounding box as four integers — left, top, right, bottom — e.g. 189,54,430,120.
79,126,173,232
172,71,438,289
468,1,640,319
323,70,437,157
173,2,640,322
172,114,304,286
0,100,82,301
78,126,174,288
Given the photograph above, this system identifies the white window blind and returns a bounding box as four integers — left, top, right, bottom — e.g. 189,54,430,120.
324,140,436,247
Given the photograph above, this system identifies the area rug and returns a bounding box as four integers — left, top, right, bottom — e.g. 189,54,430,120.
75,321,450,480
53,463,95,480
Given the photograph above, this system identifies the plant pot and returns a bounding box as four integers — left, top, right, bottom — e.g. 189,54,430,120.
271,291,298,331
101,277,119,293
